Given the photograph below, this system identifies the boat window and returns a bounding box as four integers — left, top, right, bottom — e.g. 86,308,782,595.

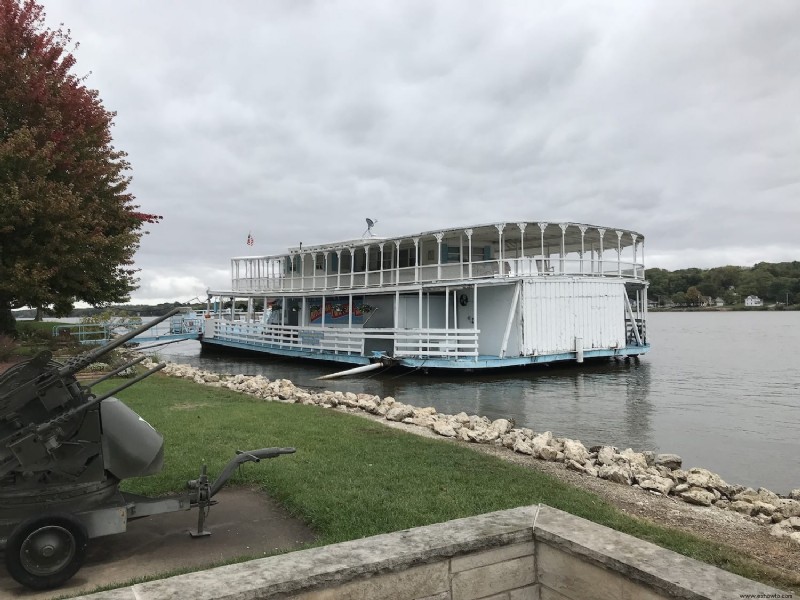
440,243,463,263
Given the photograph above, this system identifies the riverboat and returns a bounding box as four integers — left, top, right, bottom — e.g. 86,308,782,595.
201,221,649,370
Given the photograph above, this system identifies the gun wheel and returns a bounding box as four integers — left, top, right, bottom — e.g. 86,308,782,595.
5,513,88,591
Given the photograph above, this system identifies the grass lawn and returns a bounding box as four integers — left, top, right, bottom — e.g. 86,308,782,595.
98,373,796,592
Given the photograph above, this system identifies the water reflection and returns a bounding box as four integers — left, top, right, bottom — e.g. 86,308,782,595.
624,362,654,450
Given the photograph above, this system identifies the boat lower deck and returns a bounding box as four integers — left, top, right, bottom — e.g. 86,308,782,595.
200,335,649,370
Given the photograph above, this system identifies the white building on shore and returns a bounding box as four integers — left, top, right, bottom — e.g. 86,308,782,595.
744,295,763,307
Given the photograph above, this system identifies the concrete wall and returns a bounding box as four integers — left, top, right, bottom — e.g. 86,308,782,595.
77,505,786,600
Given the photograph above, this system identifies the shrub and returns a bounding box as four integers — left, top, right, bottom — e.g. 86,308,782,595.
0,335,18,361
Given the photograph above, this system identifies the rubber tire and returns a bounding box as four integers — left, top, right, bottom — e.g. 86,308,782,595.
5,513,89,591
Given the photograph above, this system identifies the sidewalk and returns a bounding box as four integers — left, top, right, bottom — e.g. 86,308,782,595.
0,488,316,599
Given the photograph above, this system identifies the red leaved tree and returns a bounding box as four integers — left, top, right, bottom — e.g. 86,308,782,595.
0,0,160,333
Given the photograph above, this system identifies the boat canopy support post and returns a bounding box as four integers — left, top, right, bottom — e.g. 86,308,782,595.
473,283,478,361
500,282,521,358
418,287,423,354
445,286,449,332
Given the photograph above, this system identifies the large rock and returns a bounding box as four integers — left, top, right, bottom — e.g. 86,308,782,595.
770,523,789,538
654,453,682,470
358,397,379,413
669,469,688,483
685,468,724,490
566,459,591,475
500,433,517,449
639,476,675,496
469,415,491,430
680,488,715,507
513,438,535,455
531,431,553,447
756,487,781,506
596,446,617,466
728,501,756,516
562,439,590,464
752,501,776,516
453,412,470,424
732,488,758,503
341,392,359,407
386,405,414,422
490,418,513,435
412,406,437,418
583,463,599,478
432,421,457,437
619,448,648,470
775,499,800,519
538,446,560,461
410,416,436,428
598,463,632,485
472,427,500,443
790,489,800,501
672,483,691,495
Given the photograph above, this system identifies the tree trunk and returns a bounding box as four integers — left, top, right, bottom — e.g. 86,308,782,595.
34,306,43,321
0,297,16,337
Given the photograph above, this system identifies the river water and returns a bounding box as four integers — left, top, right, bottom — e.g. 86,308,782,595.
154,312,800,494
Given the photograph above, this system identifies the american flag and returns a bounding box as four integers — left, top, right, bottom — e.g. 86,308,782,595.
246,232,254,247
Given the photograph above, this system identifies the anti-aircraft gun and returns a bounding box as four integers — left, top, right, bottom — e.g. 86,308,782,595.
0,309,294,590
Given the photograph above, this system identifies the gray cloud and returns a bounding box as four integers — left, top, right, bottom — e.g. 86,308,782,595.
39,0,800,303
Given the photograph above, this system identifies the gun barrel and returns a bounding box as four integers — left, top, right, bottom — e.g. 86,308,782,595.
58,308,183,377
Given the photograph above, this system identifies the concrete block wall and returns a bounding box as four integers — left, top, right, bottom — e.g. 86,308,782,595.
76,505,786,600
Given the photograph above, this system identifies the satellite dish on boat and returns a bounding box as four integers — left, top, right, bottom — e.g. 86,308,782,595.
362,218,378,239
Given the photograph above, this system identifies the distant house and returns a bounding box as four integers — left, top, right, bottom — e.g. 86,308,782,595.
744,295,763,307
714,297,725,307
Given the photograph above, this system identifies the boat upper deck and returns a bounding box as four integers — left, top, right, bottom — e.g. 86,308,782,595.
221,221,645,295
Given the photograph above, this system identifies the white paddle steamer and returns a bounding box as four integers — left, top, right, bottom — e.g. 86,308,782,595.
201,221,649,370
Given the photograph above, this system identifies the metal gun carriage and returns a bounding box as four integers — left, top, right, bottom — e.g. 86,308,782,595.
0,309,294,590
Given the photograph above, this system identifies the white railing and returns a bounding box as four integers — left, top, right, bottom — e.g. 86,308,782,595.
206,319,479,360
393,329,479,359
230,257,645,293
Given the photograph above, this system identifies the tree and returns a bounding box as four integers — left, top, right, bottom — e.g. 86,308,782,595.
0,0,160,334
685,286,704,306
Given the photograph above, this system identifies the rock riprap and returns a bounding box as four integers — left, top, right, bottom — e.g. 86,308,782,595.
141,359,800,545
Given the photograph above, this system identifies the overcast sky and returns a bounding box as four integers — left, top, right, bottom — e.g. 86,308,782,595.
43,0,799,304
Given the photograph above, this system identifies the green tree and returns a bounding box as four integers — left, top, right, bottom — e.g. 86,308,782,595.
672,291,687,306
722,289,739,306
0,0,160,334
739,268,775,299
645,268,670,299
708,265,742,291
685,286,704,306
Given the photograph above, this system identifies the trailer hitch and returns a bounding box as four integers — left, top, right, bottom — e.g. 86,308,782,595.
187,447,295,537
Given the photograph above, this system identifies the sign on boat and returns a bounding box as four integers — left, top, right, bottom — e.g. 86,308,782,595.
202,221,649,371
